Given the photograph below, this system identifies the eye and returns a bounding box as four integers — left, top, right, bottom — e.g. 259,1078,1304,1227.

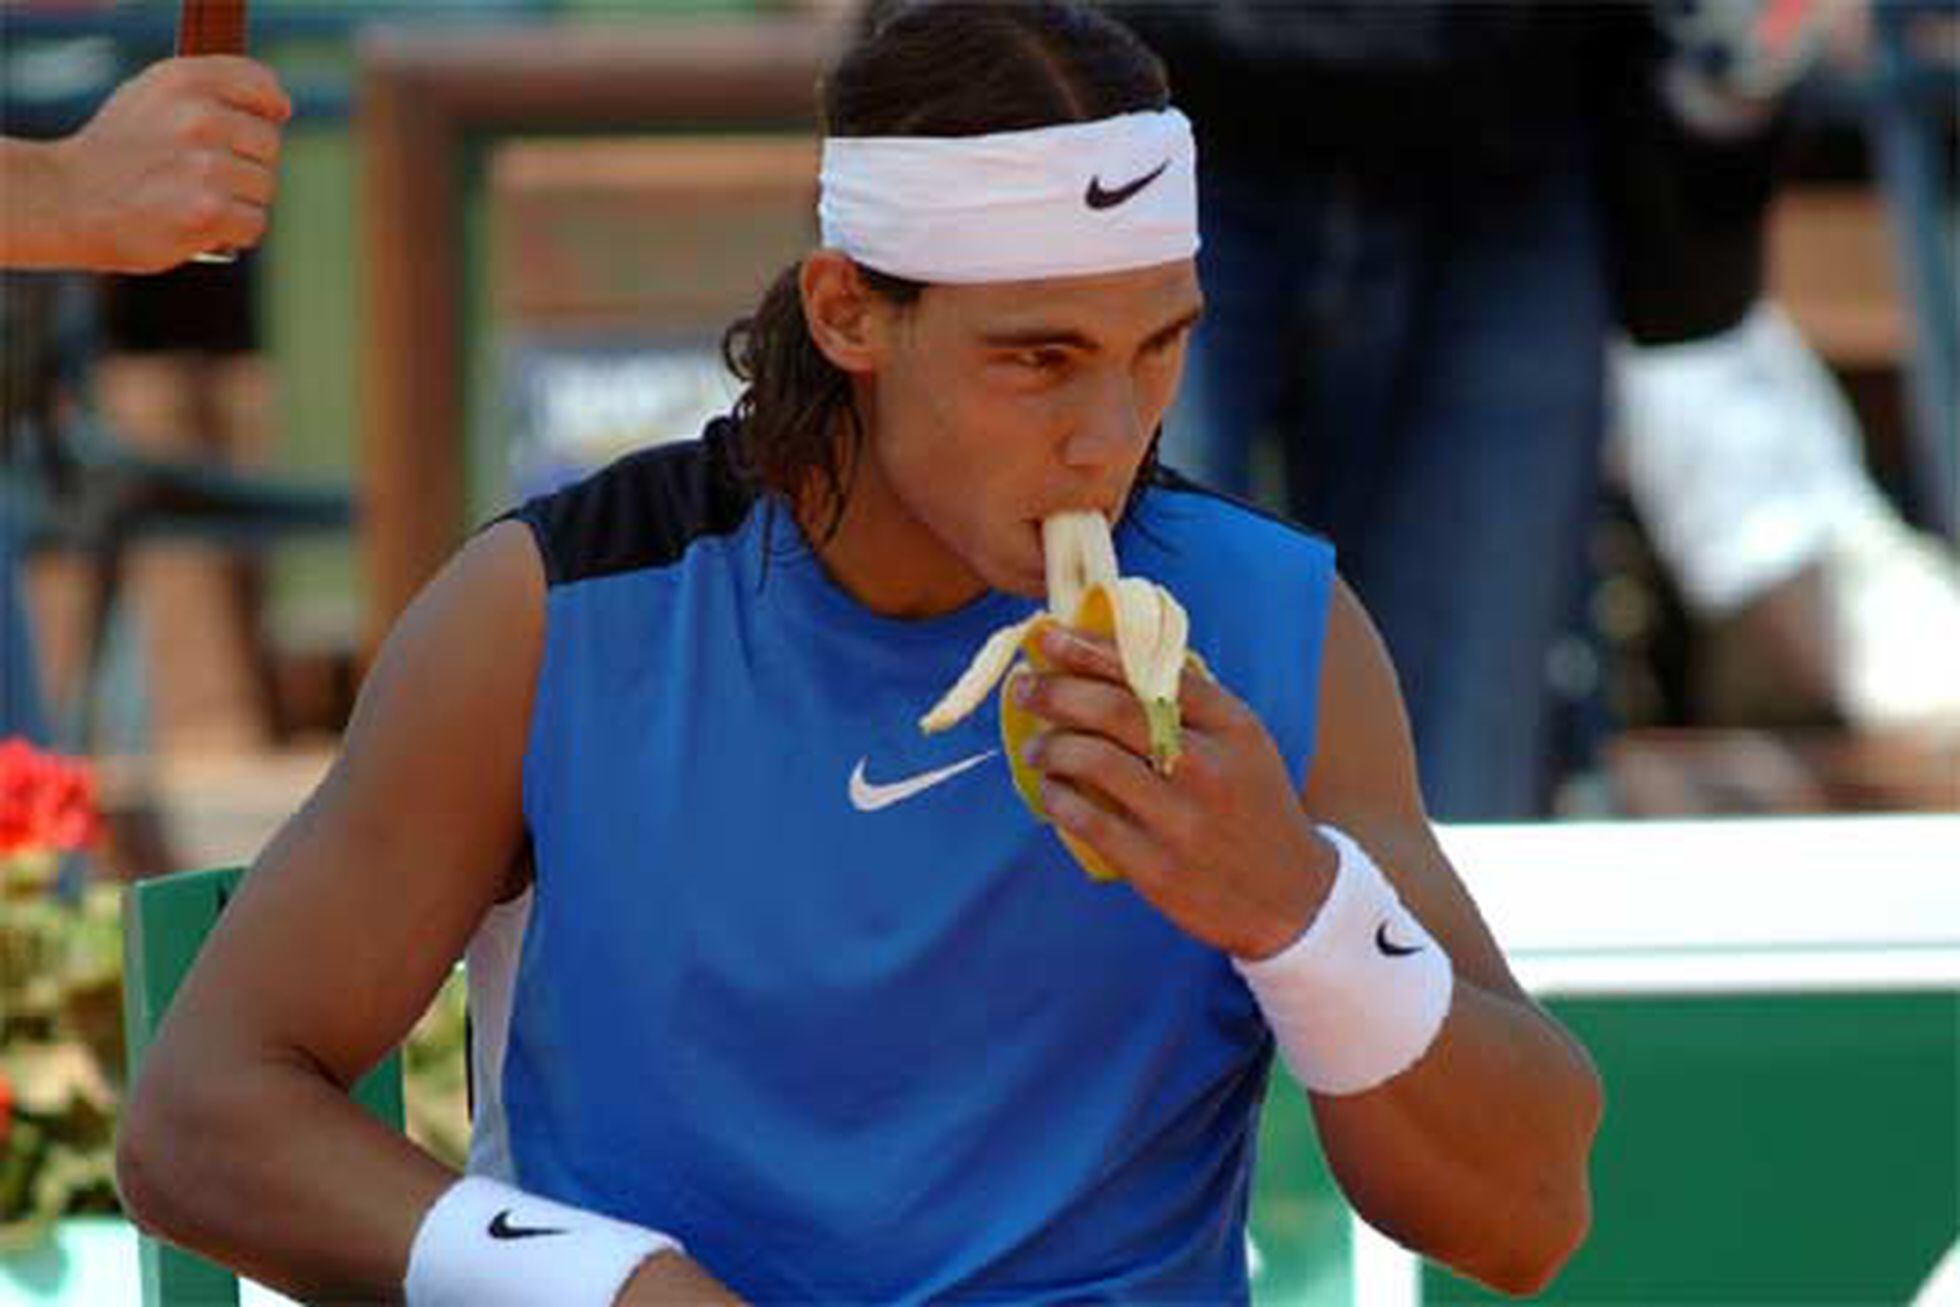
1012,347,1070,372
1137,330,1187,370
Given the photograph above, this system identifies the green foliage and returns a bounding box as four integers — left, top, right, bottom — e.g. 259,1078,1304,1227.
0,858,470,1248
404,970,471,1172
0,859,123,1249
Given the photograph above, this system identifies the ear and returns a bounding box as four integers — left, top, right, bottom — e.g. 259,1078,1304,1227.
801,250,891,374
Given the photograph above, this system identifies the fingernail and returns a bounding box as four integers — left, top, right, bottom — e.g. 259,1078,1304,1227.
1040,626,1075,659
1021,736,1044,768
1011,674,1036,706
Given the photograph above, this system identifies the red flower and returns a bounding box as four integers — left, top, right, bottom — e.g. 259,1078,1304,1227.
0,740,44,857
0,737,102,858
0,1068,11,1150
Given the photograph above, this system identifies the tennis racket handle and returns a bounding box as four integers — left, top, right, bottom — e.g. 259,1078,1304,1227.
177,0,248,56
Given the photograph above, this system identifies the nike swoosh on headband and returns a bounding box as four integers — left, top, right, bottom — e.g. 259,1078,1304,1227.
849,751,997,812
1084,159,1170,211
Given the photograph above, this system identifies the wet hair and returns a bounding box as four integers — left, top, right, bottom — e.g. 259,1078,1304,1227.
720,0,1171,541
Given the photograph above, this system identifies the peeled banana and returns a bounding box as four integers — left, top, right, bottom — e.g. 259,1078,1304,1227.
919,511,1200,882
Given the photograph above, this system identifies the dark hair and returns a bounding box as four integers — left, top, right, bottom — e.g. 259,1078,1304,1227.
721,1,1171,541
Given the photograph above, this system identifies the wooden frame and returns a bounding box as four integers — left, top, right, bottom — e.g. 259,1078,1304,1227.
490,136,820,332
358,18,839,643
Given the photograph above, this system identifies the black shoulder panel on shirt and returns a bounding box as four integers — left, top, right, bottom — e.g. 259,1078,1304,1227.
1143,462,1332,549
493,417,758,588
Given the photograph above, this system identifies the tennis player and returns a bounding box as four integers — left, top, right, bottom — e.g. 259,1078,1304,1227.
116,4,1601,1302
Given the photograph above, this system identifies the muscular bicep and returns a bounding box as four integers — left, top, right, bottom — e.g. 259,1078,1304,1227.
150,521,545,1091
1299,578,1527,1003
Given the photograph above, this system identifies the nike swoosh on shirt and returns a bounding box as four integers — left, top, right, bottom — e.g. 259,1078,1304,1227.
848,751,997,812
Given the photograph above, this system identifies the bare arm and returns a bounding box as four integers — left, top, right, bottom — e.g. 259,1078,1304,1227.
1,57,287,273
1021,577,1602,1296
115,522,736,1304
1293,581,1602,1294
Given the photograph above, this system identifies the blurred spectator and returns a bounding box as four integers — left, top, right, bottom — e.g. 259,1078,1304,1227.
1612,0,1960,737
3,54,291,754
1106,4,1620,818
1615,301,1960,734
88,256,281,754
1107,0,1842,818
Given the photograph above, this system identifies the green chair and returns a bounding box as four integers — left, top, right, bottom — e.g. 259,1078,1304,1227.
120,865,404,1307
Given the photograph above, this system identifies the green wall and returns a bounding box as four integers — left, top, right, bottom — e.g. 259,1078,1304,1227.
1249,991,1960,1305
1430,993,1959,1305
260,117,360,644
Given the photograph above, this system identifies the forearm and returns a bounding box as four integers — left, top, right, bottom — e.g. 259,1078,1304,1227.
1310,979,1602,1295
121,1049,456,1299
117,1054,731,1303
0,139,84,268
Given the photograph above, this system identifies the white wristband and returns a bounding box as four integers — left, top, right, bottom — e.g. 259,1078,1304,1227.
1234,825,1454,1097
404,1175,682,1307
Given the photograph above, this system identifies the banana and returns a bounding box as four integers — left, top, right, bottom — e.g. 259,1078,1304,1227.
919,511,1201,882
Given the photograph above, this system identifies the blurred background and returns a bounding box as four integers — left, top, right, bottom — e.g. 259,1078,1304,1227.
1,1,1955,1303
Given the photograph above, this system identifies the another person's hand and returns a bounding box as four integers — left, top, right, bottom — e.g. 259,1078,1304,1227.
1655,0,1842,134
48,56,290,272
1014,625,1337,961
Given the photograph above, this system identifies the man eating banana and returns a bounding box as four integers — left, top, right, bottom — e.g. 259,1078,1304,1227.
117,3,1603,1303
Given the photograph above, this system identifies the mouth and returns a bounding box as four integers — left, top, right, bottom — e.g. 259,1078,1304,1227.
1027,504,1117,532
1021,506,1116,596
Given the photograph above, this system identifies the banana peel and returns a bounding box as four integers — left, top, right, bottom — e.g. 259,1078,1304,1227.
919,512,1203,882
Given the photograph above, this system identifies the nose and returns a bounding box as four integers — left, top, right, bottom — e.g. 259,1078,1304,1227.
1059,370,1149,471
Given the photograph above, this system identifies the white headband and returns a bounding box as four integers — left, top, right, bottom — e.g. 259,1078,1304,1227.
818,108,1199,284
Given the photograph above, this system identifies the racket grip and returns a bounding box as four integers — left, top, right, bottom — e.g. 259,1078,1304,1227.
176,0,248,56
178,0,250,266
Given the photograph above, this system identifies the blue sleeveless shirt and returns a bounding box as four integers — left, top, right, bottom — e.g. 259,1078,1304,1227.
476,421,1336,1302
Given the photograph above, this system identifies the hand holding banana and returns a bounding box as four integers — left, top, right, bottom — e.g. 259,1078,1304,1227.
922,511,1199,880
922,513,1330,959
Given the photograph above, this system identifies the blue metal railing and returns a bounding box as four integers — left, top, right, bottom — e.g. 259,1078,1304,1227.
1866,0,1958,543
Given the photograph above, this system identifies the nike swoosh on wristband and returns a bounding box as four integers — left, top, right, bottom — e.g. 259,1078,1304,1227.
1084,159,1170,210
1375,921,1425,958
849,751,997,812
487,1209,566,1240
